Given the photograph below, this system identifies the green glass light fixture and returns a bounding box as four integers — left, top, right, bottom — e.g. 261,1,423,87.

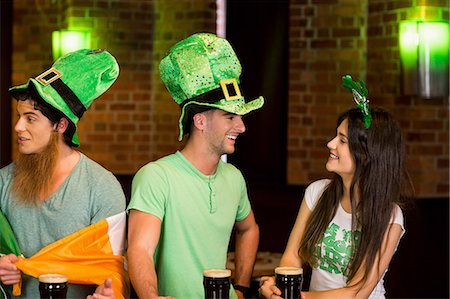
52,30,91,60
399,20,449,98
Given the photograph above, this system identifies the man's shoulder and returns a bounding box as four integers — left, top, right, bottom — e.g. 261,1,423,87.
78,153,116,177
0,162,14,170
135,153,178,174
147,152,182,166
219,161,243,176
0,163,14,176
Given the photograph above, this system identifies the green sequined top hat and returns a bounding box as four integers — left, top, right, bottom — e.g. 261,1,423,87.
159,32,265,141
9,49,120,147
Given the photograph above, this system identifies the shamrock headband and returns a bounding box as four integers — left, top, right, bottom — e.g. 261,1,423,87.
342,75,372,128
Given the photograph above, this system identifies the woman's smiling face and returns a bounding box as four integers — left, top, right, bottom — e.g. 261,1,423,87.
326,118,355,181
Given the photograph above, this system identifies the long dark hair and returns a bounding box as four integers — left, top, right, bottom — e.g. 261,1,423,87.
299,107,414,285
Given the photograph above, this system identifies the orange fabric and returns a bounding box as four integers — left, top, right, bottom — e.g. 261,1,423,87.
15,214,129,299
12,279,21,296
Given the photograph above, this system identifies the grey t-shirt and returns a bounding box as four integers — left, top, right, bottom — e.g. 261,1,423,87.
0,153,126,299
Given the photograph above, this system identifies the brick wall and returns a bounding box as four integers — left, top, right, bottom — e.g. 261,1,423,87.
287,0,368,182
149,0,217,161
10,0,449,197
287,0,449,197
366,0,449,196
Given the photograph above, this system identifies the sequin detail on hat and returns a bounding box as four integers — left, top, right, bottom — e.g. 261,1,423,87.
159,33,264,140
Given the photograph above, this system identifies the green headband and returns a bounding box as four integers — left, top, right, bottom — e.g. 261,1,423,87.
342,74,372,128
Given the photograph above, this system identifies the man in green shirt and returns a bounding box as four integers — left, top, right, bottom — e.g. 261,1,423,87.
127,33,264,299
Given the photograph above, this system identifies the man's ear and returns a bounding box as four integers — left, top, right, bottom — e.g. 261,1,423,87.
55,118,69,133
192,113,206,131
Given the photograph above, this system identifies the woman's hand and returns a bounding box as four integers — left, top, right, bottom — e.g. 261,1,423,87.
259,276,283,299
0,254,21,285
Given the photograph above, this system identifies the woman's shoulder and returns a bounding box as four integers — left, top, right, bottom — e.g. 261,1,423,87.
306,179,331,195
391,203,404,226
304,179,331,208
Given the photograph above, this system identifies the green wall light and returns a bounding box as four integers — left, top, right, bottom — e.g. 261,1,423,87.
399,21,419,69
52,30,91,60
399,20,449,98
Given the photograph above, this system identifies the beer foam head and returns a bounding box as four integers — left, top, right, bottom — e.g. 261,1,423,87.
203,269,232,278
38,273,68,283
275,266,303,275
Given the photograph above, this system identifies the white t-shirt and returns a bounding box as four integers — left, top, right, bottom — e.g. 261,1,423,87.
305,179,404,299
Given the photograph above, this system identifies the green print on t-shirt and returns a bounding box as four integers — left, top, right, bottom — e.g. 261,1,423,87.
316,223,361,276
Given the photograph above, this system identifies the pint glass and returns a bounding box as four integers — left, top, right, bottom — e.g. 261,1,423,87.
203,269,231,299
275,267,303,299
38,273,68,299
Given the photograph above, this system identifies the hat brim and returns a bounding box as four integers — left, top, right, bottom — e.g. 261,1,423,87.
178,96,264,141
9,80,81,147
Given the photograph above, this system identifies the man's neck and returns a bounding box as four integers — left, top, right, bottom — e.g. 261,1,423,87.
180,142,220,176
46,144,80,198
54,146,79,174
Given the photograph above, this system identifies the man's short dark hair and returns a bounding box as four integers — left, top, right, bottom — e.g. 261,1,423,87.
182,104,214,136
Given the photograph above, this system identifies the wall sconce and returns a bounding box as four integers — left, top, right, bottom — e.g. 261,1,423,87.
52,30,91,60
399,20,449,98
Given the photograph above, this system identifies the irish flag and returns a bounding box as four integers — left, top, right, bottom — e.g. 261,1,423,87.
0,208,22,297
1,211,129,299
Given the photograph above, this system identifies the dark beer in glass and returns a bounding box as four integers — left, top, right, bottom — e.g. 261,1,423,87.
203,269,231,299
275,267,303,299
38,273,68,299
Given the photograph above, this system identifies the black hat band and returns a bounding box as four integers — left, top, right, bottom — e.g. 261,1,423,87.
179,78,242,109
50,78,86,119
36,68,86,119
